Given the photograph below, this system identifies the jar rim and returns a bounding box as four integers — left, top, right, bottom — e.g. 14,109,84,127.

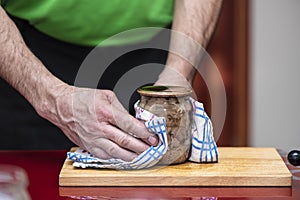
137,85,192,97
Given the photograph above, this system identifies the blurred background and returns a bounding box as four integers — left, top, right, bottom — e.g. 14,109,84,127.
250,0,299,152
1,0,299,152
195,0,299,152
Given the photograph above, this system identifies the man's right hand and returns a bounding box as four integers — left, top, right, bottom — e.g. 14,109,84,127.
38,84,158,161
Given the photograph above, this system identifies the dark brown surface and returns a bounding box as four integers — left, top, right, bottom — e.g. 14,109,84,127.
193,0,249,146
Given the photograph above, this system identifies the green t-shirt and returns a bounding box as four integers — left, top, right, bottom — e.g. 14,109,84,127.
1,0,174,46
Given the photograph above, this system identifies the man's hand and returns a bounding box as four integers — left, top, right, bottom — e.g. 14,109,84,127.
155,64,193,87
41,85,158,161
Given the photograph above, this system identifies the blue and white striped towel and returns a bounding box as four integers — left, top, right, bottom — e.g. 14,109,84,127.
67,98,218,169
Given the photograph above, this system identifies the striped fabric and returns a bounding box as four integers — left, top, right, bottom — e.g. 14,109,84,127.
189,98,218,163
67,98,218,169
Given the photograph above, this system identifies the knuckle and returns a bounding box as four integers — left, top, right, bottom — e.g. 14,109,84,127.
106,145,118,156
97,106,113,121
99,125,111,138
117,135,131,147
103,90,116,99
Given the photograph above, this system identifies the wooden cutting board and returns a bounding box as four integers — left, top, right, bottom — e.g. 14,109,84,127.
59,147,292,186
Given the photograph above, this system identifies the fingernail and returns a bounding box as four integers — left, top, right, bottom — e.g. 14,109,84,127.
148,135,158,146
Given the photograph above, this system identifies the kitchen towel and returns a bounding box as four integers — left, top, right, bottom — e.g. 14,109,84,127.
67,98,218,169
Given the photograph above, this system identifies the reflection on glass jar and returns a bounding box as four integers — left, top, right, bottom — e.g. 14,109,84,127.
0,165,31,200
137,86,193,165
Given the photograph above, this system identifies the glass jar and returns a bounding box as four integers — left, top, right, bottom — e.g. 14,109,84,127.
137,86,193,165
0,165,30,200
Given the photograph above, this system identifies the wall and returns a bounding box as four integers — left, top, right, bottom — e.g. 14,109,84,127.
250,0,300,151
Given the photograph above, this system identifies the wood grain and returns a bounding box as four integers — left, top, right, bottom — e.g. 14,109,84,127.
59,147,292,186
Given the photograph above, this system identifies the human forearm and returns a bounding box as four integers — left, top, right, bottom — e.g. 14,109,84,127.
157,0,222,85
0,6,65,116
0,6,157,160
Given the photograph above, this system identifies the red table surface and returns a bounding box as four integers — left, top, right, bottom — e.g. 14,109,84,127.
0,150,299,200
